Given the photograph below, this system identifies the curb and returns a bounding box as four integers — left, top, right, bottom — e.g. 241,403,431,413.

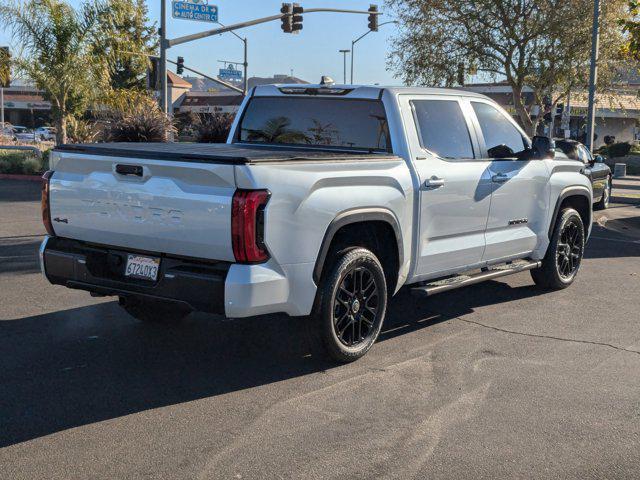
0,174,43,182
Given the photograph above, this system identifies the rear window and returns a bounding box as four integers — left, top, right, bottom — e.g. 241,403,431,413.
237,97,391,152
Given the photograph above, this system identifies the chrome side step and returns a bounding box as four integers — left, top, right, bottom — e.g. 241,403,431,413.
411,260,541,297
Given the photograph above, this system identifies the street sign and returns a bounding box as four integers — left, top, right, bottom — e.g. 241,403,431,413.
219,64,242,80
172,1,218,23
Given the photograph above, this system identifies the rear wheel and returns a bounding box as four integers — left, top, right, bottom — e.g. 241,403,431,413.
315,248,387,363
119,296,190,324
531,208,585,290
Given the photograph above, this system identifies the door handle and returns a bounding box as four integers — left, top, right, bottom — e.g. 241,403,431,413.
424,177,445,189
115,164,143,177
491,173,509,183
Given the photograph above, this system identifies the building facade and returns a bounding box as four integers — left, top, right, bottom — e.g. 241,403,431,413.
463,83,640,147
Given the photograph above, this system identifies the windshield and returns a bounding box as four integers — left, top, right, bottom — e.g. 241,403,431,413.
237,97,391,152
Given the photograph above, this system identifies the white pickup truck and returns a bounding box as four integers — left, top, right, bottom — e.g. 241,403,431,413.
40,82,592,362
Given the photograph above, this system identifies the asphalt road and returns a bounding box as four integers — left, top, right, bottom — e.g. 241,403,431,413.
1,179,639,479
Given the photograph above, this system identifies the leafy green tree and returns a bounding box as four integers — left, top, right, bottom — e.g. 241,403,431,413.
0,0,110,144
388,0,629,136
621,1,640,61
95,0,158,90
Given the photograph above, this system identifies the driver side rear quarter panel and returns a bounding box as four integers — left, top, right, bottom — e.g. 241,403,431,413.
230,159,414,316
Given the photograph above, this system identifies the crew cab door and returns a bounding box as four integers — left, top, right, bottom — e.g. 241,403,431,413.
468,100,550,262
399,95,493,278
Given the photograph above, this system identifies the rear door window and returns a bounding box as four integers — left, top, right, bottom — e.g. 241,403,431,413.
472,102,527,158
411,99,475,159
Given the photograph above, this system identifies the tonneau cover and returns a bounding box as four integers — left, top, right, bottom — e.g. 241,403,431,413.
55,142,399,164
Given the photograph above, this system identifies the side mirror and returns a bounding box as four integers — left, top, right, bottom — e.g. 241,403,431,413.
531,136,555,159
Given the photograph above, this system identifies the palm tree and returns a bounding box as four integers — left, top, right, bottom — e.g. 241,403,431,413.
0,0,109,144
244,117,310,145
0,47,9,88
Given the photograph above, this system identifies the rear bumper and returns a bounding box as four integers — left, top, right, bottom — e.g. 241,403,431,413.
40,236,229,314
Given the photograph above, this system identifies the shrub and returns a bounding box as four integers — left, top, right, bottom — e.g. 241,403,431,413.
0,150,46,174
67,117,100,143
99,90,175,142
607,142,632,158
196,113,235,143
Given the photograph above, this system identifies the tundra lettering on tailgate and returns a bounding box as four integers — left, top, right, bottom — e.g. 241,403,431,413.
81,198,184,226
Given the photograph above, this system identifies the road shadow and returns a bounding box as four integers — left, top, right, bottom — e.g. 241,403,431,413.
0,278,545,448
0,238,41,275
586,219,640,260
0,179,41,202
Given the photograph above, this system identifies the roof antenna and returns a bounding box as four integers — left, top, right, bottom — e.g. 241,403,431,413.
320,76,335,86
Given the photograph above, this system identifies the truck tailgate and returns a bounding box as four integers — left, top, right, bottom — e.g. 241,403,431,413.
48,151,236,261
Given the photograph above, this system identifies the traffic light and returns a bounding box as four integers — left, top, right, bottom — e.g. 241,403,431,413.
281,3,293,33
292,3,303,34
0,47,10,88
368,4,378,32
176,56,184,75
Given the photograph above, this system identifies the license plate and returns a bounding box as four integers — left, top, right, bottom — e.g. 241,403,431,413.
124,254,160,281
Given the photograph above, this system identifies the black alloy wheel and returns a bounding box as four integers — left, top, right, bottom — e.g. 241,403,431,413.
531,208,585,289
556,218,584,280
333,266,380,347
315,247,388,363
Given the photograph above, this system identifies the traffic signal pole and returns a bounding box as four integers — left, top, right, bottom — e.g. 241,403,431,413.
167,58,244,94
158,3,380,113
159,0,168,114
166,7,380,47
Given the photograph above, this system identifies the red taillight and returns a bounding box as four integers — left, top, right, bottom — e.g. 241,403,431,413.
231,189,270,263
41,170,55,236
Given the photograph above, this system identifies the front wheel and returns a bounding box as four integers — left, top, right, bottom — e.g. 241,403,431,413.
531,207,585,290
315,248,388,363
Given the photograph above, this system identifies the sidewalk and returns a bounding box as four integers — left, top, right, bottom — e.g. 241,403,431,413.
612,175,640,205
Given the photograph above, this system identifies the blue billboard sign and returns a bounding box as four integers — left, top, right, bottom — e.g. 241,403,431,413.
219,65,243,80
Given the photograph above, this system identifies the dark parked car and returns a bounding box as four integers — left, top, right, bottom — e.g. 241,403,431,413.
555,138,612,210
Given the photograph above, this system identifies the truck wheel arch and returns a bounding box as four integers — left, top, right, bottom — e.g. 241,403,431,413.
548,187,592,239
312,208,404,289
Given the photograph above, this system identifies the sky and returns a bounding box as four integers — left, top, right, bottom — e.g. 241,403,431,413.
0,0,403,86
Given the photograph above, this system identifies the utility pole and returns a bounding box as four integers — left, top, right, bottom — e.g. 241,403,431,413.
585,0,601,151
243,37,248,95
350,20,396,84
216,22,248,95
159,0,168,114
339,49,350,84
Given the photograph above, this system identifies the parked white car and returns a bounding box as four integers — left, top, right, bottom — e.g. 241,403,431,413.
39,82,592,362
34,126,56,142
12,126,36,141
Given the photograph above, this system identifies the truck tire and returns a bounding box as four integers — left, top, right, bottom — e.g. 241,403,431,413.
314,248,387,363
531,208,585,290
119,296,190,324
594,176,611,210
